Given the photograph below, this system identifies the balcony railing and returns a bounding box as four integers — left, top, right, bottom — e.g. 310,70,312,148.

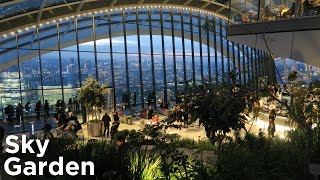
229,0,320,24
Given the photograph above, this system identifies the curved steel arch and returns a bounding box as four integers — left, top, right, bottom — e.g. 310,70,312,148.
0,0,242,35
0,8,234,71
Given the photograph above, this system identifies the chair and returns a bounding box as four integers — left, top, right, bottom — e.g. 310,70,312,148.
283,3,296,18
263,5,277,21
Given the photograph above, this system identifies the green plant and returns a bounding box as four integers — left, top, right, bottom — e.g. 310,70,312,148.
178,84,251,155
125,150,163,180
173,138,217,152
78,76,108,120
214,133,306,180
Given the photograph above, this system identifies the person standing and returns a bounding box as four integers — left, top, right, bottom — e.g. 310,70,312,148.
102,113,111,138
9,104,14,123
24,101,31,119
113,111,120,123
43,120,53,139
68,98,74,113
74,96,80,114
133,92,136,106
35,100,42,120
16,103,23,125
182,109,189,128
147,106,153,125
4,104,10,122
44,100,50,118
268,109,276,137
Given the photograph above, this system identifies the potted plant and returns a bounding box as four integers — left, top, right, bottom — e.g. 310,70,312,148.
79,76,108,137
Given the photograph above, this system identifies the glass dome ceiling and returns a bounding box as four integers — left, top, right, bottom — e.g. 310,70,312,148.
0,0,242,30
0,0,80,20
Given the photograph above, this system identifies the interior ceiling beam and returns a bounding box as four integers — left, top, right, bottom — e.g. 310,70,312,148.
201,0,242,14
36,0,48,22
75,0,86,13
138,0,145,4
216,6,226,13
0,0,23,7
183,0,193,6
162,0,170,4
0,2,241,35
0,0,240,24
109,0,118,7
201,2,210,9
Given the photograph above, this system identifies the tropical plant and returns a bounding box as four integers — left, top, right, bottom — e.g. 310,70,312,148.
214,133,306,180
125,150,163,180
177,84,251,155
78,76,108,121
258,79,320,178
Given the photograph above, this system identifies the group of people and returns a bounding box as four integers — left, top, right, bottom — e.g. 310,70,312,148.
3,100,50,123
55,97,80,115
54,111,82,138
172,104,190,128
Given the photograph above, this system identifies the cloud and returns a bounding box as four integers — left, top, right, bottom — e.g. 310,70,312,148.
81,38,138,46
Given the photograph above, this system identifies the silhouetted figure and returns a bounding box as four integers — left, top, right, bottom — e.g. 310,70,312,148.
16,103,23,125
68,98,74,113
25,101,31,118
160,102,164,108
113,112,119,123
61,100,66,113
110,121,120,140
5,104,14,123
44,100,49,118
35,101,42,120
147,106,154,124
4,104,11,122
147,93,153,106
133,92,136,106
268,109,276,137
56,100,62,113
102,113,111,137
43,120,53,139
74,96,80,114
182,109,188,128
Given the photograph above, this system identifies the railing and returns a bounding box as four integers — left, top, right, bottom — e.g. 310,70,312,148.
229,0,320,24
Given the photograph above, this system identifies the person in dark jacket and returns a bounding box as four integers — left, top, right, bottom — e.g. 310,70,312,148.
102,113,111,137
44,100,50,118
147,106,153,124
43,120,53,139
113,112,119,123
16,103,23,125
35,100,42,120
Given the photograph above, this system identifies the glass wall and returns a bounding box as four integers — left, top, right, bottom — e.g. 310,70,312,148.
0,7,270,131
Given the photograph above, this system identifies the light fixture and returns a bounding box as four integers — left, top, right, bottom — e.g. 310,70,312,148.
2,4,234,36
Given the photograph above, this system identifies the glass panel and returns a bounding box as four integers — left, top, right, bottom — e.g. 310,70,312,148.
97,52,112,85
183,14,193,83
41,50,62,88
39,24,59,50
79,51,96,82
61,48,80,88
0,0,41,20
19,54,41,90
164,35,174,84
